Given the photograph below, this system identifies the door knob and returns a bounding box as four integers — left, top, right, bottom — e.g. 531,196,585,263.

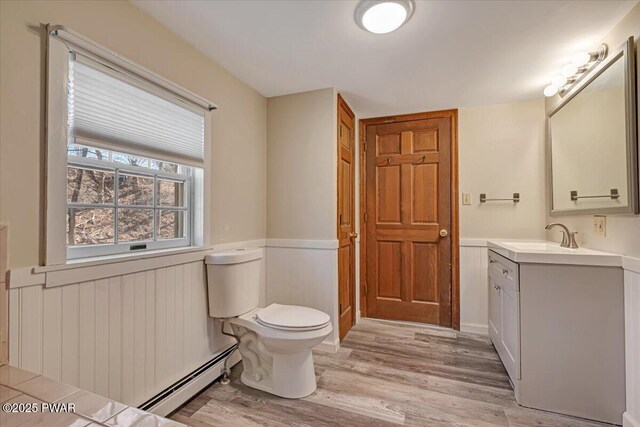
349,232,359,238
439,229,449,237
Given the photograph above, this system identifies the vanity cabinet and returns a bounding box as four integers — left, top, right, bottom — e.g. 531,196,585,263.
487,247,625,425
487,251,519,383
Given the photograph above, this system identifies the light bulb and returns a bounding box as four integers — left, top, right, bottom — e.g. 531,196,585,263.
544,85,558,97
361,2,408,34
551,75,567,88
561,64,578,78
572,51,592,67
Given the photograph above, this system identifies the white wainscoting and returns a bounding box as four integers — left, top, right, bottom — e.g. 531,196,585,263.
7,240,267,407
623,257,640,427
265,239,339,351
460,239,489,335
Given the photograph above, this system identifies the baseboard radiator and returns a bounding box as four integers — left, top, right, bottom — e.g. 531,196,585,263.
139,345,241,417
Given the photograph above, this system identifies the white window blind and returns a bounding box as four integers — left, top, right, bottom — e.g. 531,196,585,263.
68,56,205,166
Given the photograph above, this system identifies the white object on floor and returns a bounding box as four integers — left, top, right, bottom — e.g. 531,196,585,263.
205,248,332,399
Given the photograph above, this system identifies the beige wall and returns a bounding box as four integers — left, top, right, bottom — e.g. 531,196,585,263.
459,99,547,240
0,0,267,269
544,3,640,257
266,88,337,240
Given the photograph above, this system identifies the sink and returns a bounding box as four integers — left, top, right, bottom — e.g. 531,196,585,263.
500,242,573,252
487,240,622,266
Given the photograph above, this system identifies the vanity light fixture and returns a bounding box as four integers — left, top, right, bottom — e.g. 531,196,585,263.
355,0,415,34
543,43,608,97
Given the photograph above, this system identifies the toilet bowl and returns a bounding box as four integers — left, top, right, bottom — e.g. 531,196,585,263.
204,248,333,399
230,304,332,398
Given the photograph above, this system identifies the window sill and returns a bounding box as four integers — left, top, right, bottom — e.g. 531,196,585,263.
34,245,213,274
17,246,215,289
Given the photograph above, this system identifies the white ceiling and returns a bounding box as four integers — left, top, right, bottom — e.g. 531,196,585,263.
132,0,637,118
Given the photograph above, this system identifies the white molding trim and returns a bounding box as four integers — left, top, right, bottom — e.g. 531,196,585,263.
266,239,339,250
212,239,266,251
461,322,489,335
7,268,46,289
624,412,640,427
314,337,340,353
9,239,266,289
623,256,640,274
460,238,488,247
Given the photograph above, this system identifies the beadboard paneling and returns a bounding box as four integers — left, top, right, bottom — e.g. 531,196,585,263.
8,260,235,407
460,243,489,334
624,265,640,427
265,246,339,347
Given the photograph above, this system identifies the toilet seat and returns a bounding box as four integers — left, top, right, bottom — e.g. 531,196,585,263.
256,303,330,332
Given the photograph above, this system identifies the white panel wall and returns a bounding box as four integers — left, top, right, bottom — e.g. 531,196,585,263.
624,259,640,427
8,260,236,407
265,243,339,349
460,241,489,335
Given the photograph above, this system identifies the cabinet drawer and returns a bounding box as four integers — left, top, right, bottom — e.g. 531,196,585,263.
488,250,519,292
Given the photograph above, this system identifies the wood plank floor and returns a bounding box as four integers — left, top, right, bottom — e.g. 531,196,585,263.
170,319,611,427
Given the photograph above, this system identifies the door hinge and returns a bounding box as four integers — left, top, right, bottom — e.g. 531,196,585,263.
363,142,367,152
364,212,368,223
364,283,368,295
339,125,343,138
339,303,343,314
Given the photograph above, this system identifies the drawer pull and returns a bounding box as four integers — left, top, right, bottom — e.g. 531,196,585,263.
502,269,508,275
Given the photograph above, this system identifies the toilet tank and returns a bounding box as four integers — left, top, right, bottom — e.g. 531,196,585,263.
205,248,263,318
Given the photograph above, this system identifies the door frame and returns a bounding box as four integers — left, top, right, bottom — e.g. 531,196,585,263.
337,93,357,337
358,109,460,330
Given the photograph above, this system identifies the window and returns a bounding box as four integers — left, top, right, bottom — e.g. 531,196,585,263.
66,144,193,259
46,26,213,263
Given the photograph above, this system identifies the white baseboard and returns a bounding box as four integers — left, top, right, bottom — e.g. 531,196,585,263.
460,322,489,335
624,412,640,427
147,351,241,417
315,337,340,353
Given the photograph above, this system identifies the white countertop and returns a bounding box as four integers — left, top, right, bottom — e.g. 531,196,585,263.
487,240,623,267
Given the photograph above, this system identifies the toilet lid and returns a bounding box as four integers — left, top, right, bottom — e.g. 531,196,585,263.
256,304,330,331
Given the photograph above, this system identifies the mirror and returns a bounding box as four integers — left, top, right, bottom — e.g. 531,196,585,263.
548,37,638,215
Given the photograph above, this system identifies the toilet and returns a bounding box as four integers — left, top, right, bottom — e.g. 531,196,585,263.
205,248,332,398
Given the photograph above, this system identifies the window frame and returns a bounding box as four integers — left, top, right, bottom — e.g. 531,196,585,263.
45,26,213,266
65,145,194,260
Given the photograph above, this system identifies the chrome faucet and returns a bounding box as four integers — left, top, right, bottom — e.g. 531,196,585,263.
545,223,579,249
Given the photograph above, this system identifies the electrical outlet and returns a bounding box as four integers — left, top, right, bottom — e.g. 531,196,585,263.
593,215,606,237
462,192,472,205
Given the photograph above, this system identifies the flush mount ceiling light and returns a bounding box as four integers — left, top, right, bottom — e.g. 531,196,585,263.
355,0,415,34
543,43,608,97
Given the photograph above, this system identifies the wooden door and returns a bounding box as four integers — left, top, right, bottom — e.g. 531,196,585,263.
364,111,456,326
337,95,356,340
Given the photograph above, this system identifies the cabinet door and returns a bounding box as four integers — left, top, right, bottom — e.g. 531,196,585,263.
500,285,520,381
488,274,502,347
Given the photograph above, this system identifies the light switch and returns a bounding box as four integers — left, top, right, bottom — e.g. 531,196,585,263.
462,193,472,205
593,215,606,237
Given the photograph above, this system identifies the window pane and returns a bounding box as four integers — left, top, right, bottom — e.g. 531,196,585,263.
151,160,178,173
67,167,115,204
67,145,109,160
67,208,114,245
118,208,153,242
113,152,148,168
157,179,184,207
158,210,185,240
118,174,153,206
